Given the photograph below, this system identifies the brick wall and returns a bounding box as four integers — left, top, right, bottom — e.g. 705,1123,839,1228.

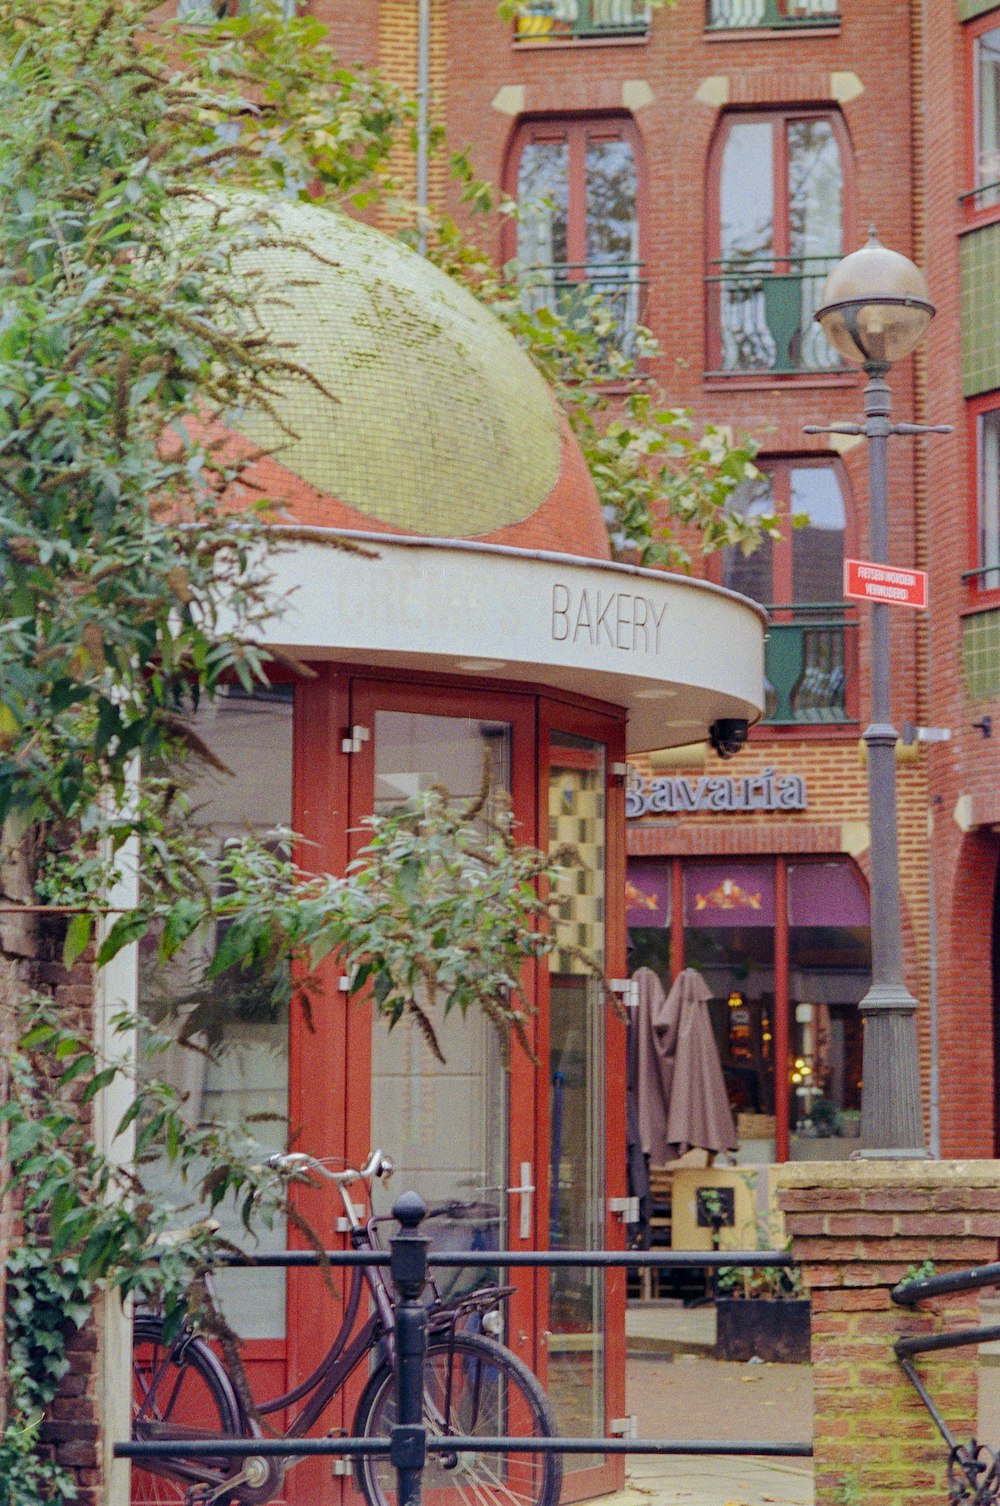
1,932,103,1503
921,0,1000,1159
779,1161,999,1506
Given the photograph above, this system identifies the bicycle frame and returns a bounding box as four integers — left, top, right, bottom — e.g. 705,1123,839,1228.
133,1152,514,1502
252,1228,396,1436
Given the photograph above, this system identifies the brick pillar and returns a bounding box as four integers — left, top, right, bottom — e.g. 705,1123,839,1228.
778,1161,1000,1506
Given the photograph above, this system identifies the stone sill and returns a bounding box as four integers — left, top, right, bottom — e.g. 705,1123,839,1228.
777,1158,1000,1190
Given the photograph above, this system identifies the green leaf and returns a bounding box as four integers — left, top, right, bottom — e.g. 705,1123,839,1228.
57,1054,96,1088
62,912,93,970
97,910,150,966
81,1066,119,1104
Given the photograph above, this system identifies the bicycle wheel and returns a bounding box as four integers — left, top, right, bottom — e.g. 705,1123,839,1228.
131,1315,243,1506
353,1330,562,1506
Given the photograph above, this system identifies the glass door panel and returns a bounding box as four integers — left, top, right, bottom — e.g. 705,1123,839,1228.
137,686,293,1348
368,709,511,1286
547,732,607,1474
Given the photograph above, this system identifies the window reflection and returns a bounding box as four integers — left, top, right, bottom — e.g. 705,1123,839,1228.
139,686,294,1341
714,112,845,374
514,120,641,358
979,408,1000,591
978,27,1000,205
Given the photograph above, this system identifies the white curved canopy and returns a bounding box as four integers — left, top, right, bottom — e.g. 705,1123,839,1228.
254,532,767,753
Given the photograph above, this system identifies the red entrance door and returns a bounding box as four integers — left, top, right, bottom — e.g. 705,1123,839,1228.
286,675,544,1502
133,670,627,1506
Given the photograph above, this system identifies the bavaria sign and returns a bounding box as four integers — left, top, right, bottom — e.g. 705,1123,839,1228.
844,558,928,609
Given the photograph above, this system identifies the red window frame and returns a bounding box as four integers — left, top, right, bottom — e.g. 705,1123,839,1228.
710,454,856,598
710,454,860,732
964,9,1000,230
966,390,1000,607
705,108,855,378
501,113,644,276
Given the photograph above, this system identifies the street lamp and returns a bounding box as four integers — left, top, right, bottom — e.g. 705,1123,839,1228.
809,229,948,1156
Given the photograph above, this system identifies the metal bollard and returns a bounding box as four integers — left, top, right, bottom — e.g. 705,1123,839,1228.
389,1191,429,1506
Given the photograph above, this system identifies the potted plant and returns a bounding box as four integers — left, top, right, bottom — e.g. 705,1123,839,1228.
708,1182,811,1364
515,3,557,39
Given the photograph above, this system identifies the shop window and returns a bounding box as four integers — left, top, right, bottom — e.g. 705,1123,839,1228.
721,459,858,725
971,395,1000,594
787,861,868,1146
707,110,849,376
683,862,777,1120
626,855,871,1166
508,116,645,359
966,12,1000,221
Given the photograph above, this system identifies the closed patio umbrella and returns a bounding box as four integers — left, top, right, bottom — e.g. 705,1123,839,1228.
632,966,738,1162
663,968,738,1158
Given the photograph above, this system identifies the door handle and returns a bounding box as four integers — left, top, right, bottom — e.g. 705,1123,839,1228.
506,1161,535,1240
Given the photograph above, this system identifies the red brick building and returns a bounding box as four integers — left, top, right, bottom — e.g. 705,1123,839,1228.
920,0,1000,1160
362,0,931,1170
30,3,1000,1502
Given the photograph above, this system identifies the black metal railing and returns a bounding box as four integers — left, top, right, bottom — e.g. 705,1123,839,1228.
763,603,858,726
707,257,844,376
892,1261,1000,1506
706,0,839,28
116,1194,811,1502
959,180,1000,213
514,1,650,42
518,263,647,360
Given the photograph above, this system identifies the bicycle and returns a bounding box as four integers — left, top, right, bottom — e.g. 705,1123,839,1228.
131,1149,562,1506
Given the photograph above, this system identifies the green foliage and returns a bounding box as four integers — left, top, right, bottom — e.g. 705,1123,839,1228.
714,1172,804,1300
905,1259,936,1283
0,0,407,830
0,3,770,1496
0,1249,85,1504
425,164,769,571
78,769,590,1065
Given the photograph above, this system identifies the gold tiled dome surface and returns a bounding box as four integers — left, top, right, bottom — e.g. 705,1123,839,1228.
234,201,563,538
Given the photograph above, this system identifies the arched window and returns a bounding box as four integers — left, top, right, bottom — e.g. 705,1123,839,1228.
708,110,851,376
507,116,644,356
722,459,858,725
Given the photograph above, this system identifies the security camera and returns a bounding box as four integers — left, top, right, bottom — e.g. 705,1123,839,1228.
709,718,749,760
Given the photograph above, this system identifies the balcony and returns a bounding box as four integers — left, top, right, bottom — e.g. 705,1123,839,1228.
514,1,651,43
517,264,648,361
706,0,839,30
707,256,845,377
763,604,858,726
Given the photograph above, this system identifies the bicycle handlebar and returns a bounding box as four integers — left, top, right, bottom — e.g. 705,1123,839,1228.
267,1149,394,1187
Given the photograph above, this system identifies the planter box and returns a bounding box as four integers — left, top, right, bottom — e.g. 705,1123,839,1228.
715,1297,811,1364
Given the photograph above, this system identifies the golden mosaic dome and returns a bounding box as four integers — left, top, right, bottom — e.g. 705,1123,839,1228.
231,200,609,559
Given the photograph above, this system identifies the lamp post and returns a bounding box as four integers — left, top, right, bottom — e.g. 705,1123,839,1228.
809,230,948,1156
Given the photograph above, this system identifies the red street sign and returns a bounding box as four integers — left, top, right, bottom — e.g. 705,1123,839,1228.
844,558,928,609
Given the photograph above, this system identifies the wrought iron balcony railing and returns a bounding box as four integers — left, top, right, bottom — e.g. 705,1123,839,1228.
518,263,647,360
707,256,845,377
514,1,651,42
706,0,839,28
763,604,858,726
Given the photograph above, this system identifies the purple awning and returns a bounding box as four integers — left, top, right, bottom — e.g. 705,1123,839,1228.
684,862,774,927
789,861,869,928
627,859,670,929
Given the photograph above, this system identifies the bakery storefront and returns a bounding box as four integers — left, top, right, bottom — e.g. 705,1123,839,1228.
113,199,768,1506
626,764,872,1167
